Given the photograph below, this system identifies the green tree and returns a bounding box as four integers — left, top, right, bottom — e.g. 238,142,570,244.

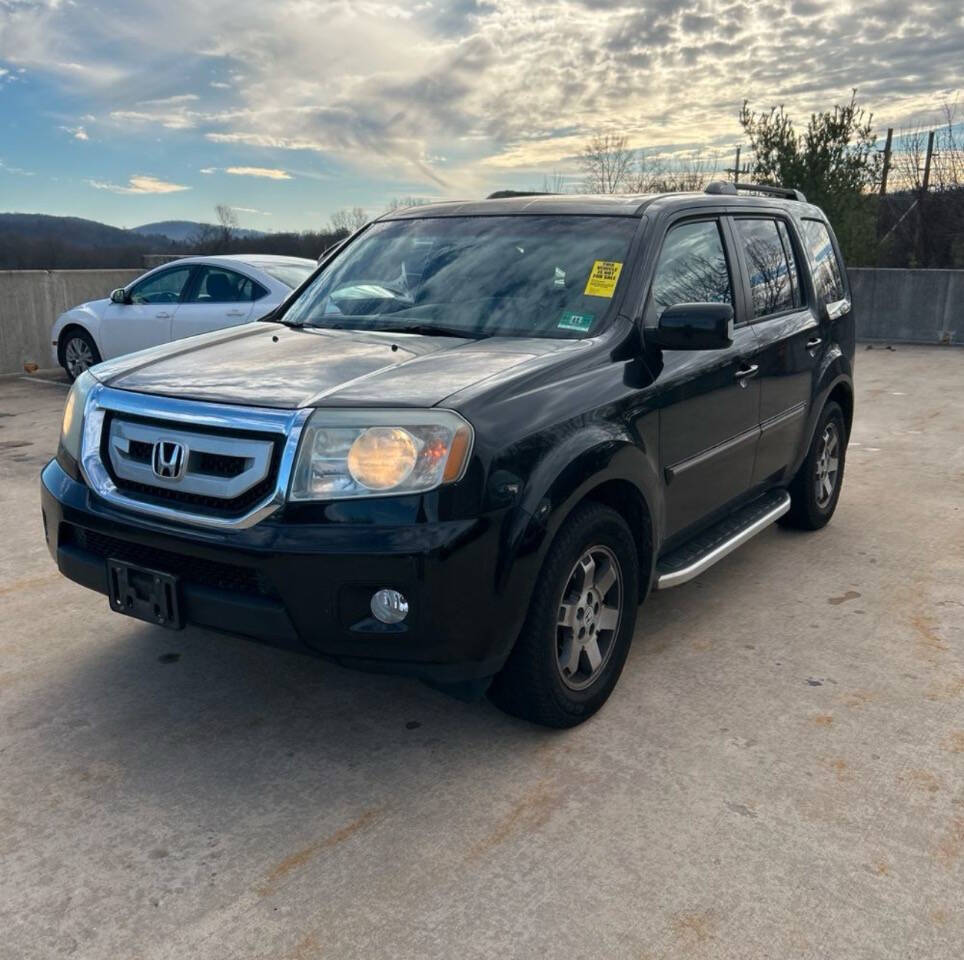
739,91,881,262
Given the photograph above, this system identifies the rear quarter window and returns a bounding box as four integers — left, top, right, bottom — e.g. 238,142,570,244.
801,219,846,305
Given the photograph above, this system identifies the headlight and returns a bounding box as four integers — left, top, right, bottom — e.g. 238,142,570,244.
289,409,473,501
59,370,97,460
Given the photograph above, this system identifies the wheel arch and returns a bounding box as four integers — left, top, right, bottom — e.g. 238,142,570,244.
826,380,854,438
56,321,101,366
578,478,654,601
499,432,661,609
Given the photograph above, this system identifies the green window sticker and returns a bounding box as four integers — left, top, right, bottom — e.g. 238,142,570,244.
558,310,594,332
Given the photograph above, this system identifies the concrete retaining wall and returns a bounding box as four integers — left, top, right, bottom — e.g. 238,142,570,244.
848,268,961,346
0,269,140,375
0,266,959,376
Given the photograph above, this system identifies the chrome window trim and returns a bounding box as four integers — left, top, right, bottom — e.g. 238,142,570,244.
78,384,311,530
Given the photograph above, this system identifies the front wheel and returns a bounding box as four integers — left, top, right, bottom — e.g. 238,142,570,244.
60,329,101,381
489,502,640,728
780,400,847,530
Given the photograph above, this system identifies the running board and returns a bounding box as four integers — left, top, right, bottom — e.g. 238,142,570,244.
654,490,791,590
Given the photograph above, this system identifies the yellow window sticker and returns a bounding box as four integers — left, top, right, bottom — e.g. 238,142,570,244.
583,260,623,298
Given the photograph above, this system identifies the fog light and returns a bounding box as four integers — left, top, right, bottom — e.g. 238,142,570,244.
371,588,409,624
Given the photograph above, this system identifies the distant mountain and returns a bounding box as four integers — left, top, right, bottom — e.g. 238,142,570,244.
0,211,333,269
132,220,266,242
0,213,170,247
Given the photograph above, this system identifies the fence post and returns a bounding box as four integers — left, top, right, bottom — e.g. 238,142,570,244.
880,128,893,195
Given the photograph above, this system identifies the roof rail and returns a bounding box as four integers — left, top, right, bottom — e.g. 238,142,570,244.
704,180,807,202
486,190,552,199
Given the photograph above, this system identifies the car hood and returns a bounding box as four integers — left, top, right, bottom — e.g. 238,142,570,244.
95,322,578,409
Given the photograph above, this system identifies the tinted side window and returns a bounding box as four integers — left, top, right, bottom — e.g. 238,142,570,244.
651,220,732,320
129,266,192,305
191,267,259,303
801,219,845,305
776,221,800,304
733,218,798,318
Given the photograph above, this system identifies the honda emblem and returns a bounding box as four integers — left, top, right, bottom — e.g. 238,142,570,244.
152,440,186,480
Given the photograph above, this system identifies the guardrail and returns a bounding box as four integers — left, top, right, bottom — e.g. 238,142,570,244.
0,266,959,376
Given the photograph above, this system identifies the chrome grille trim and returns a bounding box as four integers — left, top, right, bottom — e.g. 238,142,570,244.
79,384,311,530
107,418,273,500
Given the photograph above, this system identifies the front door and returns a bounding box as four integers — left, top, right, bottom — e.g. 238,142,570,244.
98,265,194,359
646,218,762,541
170,265,259,341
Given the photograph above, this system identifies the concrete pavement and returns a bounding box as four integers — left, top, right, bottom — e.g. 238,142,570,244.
0,346,962,960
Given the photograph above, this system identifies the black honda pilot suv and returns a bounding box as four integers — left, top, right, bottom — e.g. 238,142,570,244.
42,184,854,727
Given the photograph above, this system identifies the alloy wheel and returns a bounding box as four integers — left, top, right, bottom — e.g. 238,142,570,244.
556,545,623,691
814,421,840,508
64,337,95,378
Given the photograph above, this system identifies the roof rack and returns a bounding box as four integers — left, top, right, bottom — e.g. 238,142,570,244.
704,180,807,202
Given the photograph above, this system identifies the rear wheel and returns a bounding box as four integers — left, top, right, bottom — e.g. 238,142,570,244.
60,329,101,381
780,400,847,530
489,502,640,728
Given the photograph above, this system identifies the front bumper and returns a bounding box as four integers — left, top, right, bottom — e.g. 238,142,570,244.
41,458,530,687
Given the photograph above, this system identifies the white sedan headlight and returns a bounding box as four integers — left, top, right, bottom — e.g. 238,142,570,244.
288,409,473,501
59,370,97,460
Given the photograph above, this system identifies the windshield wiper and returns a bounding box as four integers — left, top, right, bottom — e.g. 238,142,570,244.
378,322,484,340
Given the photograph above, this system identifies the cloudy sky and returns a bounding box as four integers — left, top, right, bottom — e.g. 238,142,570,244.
0,0,961,230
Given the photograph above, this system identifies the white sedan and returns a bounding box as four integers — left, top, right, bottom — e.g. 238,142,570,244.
51,254,317,379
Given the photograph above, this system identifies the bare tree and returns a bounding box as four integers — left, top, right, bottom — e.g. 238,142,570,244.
329,206,369,234
627,151,722,193
215,204,239,245
385,196,431,212
579,133,634,193
541,170,571,194
894,99,964,192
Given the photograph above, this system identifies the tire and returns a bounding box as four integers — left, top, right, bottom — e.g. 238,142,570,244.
60,328,101,381
489,502,640,728
780,400,847,530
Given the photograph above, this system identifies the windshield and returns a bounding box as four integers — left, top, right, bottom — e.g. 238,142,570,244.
281,215,637,338
258,263,316,288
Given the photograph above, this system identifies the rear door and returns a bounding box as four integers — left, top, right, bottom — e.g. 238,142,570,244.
646,216,762,540
170,265,265,340
97,264,195,359
729,214,821,483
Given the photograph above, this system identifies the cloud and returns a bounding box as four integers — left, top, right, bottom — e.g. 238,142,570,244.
59,124,88,140
199,166,217,174
0,158,35,176
230,206,271,215
2,0,963,195
87,174,190,195
225,165,292,179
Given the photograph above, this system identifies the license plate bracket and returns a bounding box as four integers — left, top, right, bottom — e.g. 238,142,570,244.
107,559,183,630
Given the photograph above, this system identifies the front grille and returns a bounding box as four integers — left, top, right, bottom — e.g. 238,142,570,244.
65,525,280,600
196,451,247,478
102,412,281,517
111,471,278,513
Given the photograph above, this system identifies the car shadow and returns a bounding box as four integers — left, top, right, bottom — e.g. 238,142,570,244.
36,523,796,818
40,617,562,816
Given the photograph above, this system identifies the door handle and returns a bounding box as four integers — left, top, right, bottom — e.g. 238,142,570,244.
806,336,823,353
734,364,759,387
155,311,171,319
225,310,247,317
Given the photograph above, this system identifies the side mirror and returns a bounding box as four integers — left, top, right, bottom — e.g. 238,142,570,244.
647,302,734,351
110,288,128,304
